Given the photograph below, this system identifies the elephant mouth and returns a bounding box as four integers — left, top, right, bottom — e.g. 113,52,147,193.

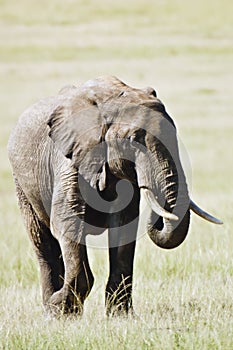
153,216,164,231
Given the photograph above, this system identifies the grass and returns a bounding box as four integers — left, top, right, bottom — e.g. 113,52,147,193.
0,0,232,348
1,43,232,63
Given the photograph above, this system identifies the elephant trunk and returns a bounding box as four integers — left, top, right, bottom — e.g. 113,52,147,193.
146,200,190,249
138,142,190,249
138,143,222,249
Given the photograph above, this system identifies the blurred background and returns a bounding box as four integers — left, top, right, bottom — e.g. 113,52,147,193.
0,0,232,348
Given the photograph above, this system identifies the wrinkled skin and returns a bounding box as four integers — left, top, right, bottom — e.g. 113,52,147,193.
8,76,221,317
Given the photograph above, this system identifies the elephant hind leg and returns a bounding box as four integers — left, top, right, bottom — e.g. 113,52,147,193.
14,178,64,307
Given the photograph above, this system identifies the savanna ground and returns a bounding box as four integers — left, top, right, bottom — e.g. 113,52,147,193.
0,0,233,348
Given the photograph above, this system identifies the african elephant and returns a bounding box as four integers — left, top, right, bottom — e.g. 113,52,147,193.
8,76,222,316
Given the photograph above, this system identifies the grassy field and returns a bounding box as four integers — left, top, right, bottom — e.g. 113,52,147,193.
1,0,233,348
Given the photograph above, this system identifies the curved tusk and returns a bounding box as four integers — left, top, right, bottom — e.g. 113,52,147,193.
190,200,223,225
141,188,179,221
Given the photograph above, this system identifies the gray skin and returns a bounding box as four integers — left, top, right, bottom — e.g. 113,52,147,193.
8,76,221,317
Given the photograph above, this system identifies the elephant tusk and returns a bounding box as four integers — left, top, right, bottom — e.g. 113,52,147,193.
141,188,179,221
190,200,223,225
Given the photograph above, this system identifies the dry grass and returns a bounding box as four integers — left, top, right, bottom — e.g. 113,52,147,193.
0,0,233,348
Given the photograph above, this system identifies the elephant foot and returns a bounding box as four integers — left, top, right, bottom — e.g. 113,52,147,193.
46,289,83,318
105,276,133,317
106,303,134,317
105,291,133,317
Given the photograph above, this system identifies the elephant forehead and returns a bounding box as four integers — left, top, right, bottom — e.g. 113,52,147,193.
103,107,166,146
117,88,157,102
79,76,127,102
79,76,158,105
109,103,162,129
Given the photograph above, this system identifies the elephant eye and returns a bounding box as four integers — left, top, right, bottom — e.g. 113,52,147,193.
65,151,73,159
130,129,146,146
118,91,126,98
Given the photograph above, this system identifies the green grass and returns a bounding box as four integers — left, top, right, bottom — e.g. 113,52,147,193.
1,0,233,348
1,43,232,63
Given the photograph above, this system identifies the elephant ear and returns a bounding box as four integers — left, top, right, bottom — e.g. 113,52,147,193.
48,100,107,190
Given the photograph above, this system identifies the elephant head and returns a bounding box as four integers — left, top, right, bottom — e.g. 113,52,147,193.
48,76,222,249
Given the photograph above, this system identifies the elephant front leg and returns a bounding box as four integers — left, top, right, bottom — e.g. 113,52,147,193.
106,242,136,316
106,215,138,316
48,238,94,317
48,210,94,317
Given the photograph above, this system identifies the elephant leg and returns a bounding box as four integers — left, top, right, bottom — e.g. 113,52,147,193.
106,216,139,316
14,178,64,307
48,236,94,316
36,225,65,308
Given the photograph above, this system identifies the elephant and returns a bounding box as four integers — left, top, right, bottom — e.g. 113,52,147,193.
8,76,222,317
